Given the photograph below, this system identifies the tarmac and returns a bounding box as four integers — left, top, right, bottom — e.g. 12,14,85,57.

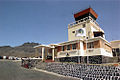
0,60,80,80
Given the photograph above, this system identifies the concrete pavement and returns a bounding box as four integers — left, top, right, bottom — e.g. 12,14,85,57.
0,60,80,80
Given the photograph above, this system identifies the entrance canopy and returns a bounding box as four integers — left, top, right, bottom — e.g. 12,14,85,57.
34,44,53,48
34,44,58,62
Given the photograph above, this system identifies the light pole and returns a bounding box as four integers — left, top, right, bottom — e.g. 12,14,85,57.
86,37,89,64
78,40,80,63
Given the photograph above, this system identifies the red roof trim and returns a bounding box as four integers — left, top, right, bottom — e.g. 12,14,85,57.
74,8,98,19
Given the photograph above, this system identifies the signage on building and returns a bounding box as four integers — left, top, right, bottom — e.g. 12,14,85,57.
76,28,86,37
66,53,69,57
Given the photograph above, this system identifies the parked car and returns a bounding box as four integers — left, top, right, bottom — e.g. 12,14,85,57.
0,56,3,59
3,56,6,59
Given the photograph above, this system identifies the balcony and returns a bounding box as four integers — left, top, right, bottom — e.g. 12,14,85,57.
68,16,99,28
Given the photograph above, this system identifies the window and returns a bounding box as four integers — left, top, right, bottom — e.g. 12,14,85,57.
112,48,120,56
94,32,104,38
83,24,86,28
67,45,70,50
87,42,94,48
116,48,120,53
61,46,65,51
72,31,75,33
72,44,76,50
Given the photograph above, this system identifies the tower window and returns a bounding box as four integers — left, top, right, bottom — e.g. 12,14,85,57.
72,31,75,33
83,24,86,28
93,32,104,38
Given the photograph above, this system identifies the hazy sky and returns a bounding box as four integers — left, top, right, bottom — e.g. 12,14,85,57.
0,0,120,46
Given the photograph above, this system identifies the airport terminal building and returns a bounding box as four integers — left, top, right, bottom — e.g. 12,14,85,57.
34,8,113,64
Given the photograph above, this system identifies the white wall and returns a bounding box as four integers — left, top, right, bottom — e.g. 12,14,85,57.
101,48,113,57
57,50,79,58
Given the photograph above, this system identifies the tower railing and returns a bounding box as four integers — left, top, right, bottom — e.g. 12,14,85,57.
68,16,99,28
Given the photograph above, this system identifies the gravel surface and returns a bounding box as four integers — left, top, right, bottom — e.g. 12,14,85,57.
0,60,80,80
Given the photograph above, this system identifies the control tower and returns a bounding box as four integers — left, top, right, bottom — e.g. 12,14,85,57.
68,8,105,41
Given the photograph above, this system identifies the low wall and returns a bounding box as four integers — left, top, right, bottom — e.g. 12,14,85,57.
55,55,120,64
36,62,120,80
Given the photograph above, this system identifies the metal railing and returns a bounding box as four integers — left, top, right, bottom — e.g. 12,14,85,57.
68,16,99,28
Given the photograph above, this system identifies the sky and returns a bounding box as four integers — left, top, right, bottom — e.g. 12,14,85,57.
0,0,120,47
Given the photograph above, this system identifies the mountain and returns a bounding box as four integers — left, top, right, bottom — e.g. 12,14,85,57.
0,42,40,57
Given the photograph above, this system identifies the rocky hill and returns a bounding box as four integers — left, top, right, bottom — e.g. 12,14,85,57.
0,42,40,57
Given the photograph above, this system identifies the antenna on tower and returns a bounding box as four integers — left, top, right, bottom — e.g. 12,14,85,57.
89,5,91,8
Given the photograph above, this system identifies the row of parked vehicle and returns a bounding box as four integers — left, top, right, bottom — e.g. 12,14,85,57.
0,56,42,60
0,56,21,60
